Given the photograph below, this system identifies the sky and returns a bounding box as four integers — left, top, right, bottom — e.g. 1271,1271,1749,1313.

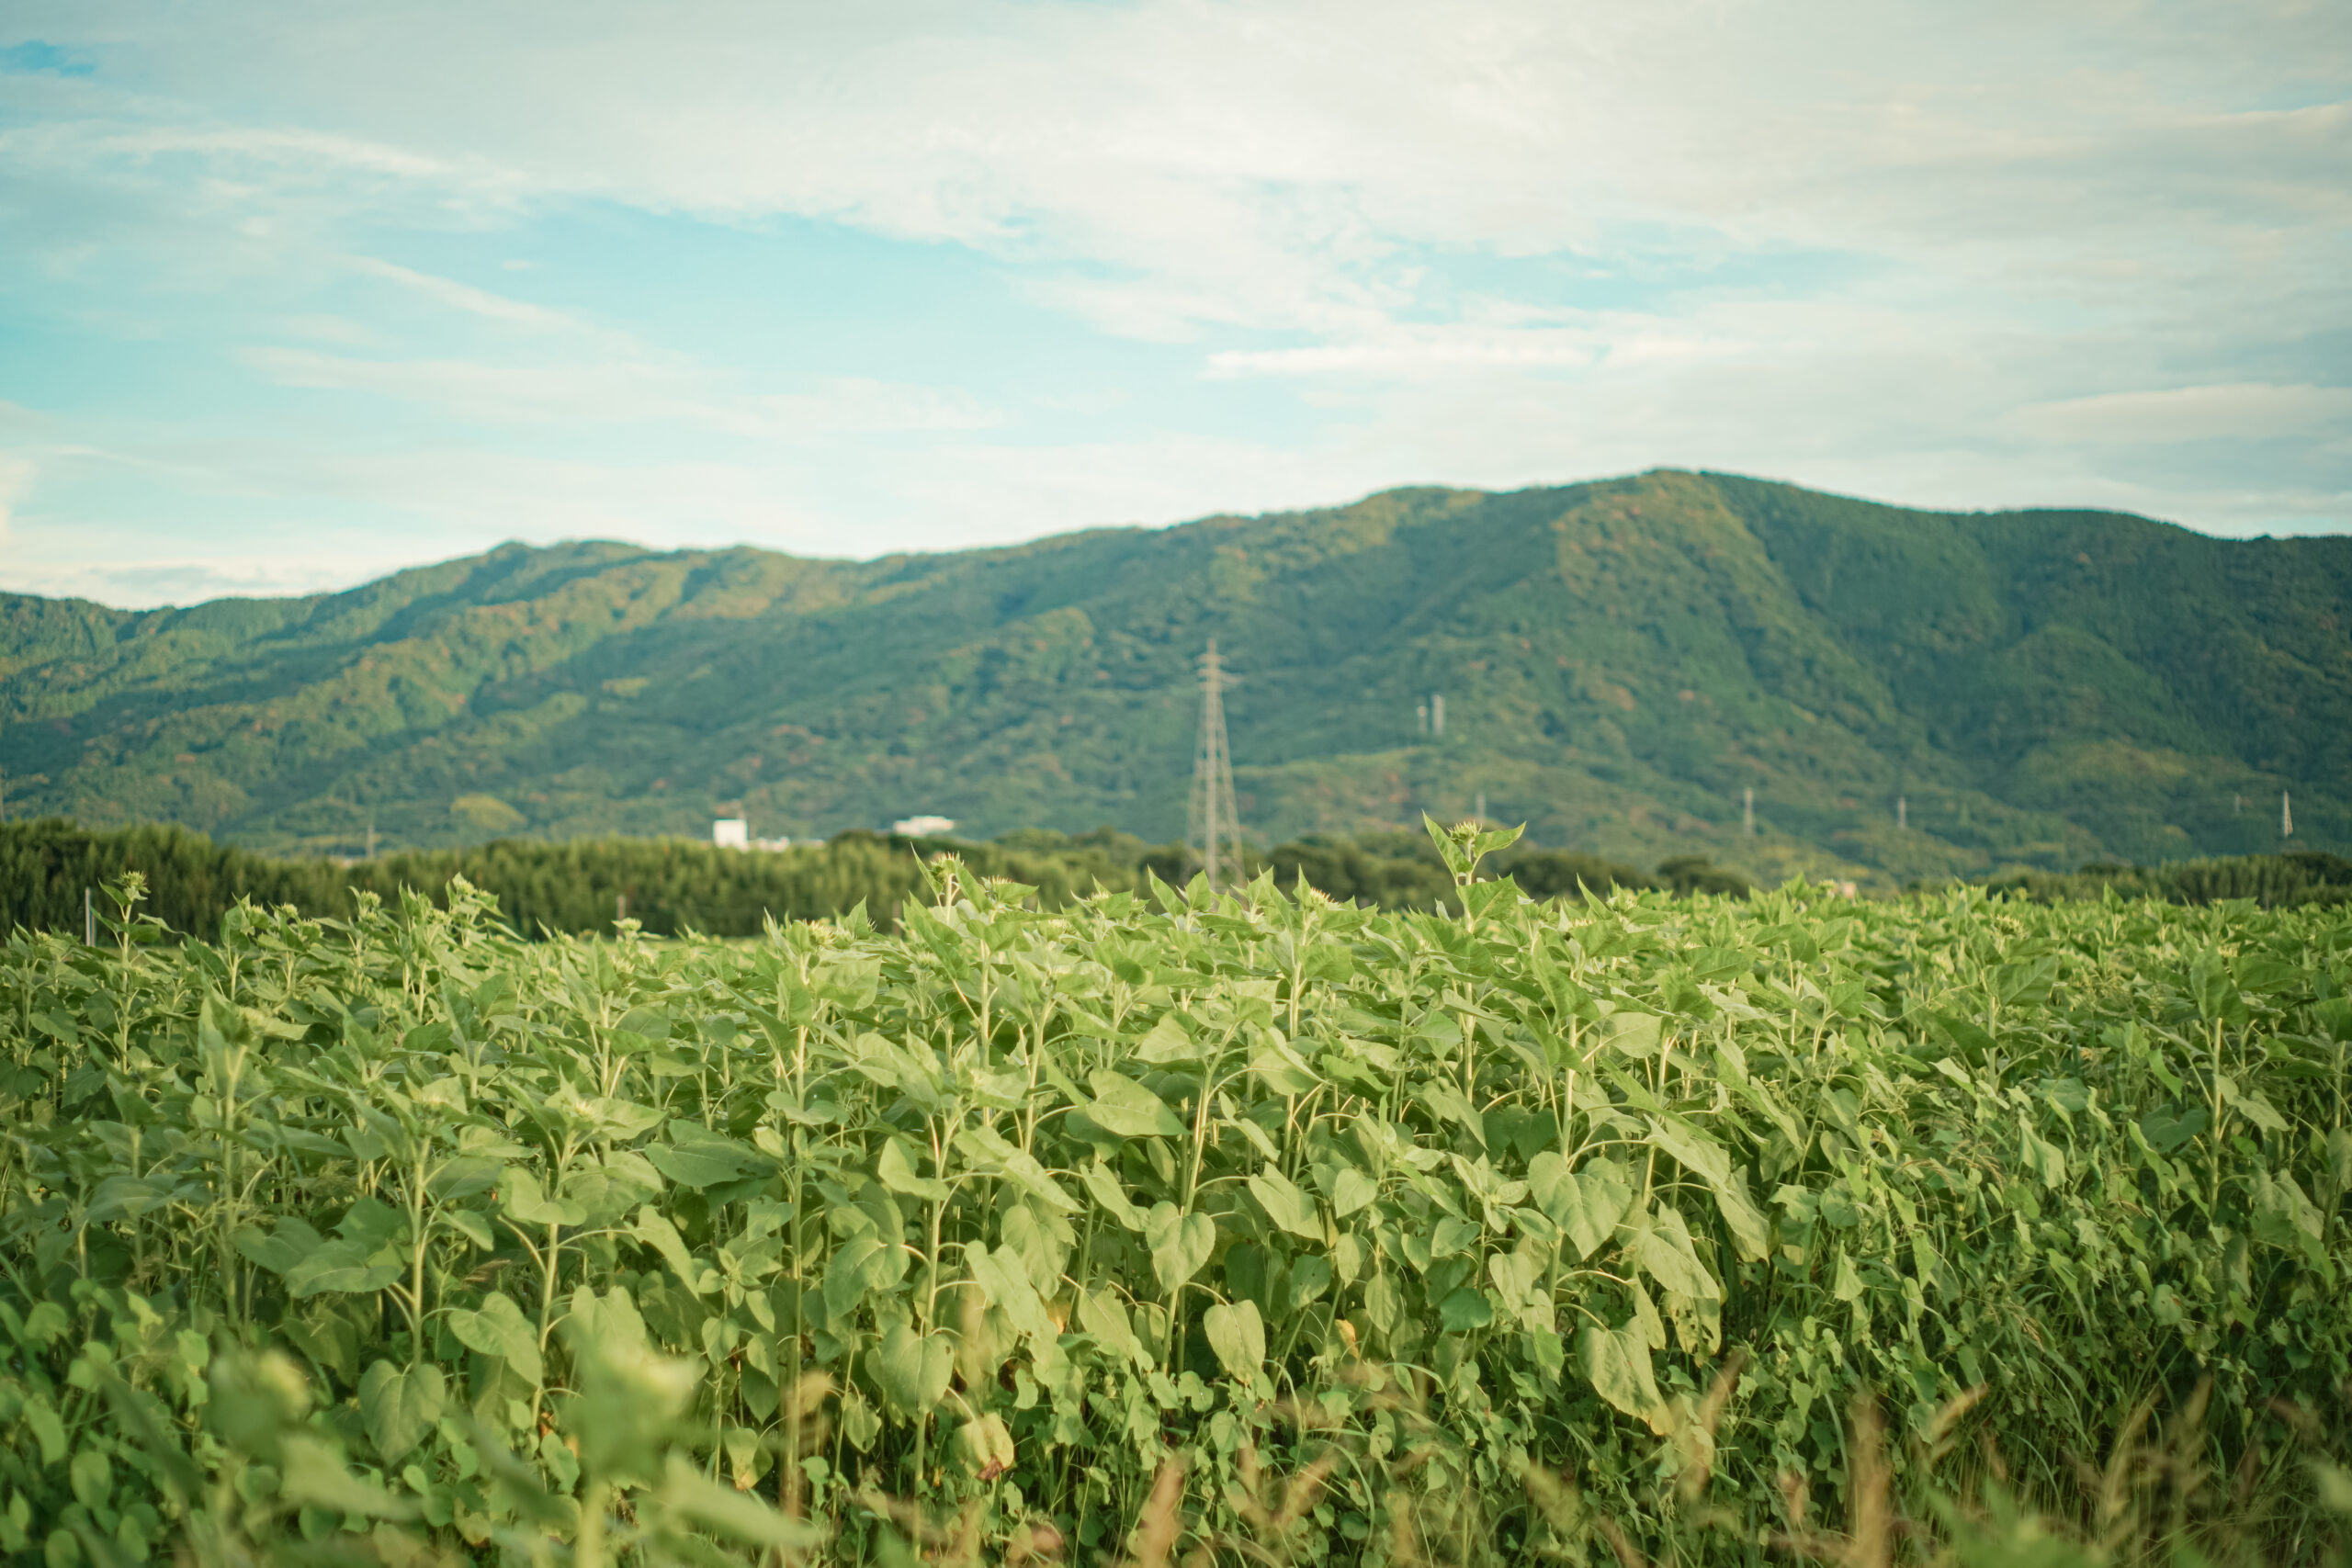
1,0,2346,607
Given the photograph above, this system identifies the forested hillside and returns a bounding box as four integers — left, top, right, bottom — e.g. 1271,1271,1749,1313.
4,470,2346,885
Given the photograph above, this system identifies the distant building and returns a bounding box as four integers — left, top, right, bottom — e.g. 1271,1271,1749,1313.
713,818,750,850
892,815,956,838
752,835,792,851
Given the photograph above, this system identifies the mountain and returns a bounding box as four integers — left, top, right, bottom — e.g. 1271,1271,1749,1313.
3,469,2346,886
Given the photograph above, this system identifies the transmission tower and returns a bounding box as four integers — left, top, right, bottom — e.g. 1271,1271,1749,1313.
1188,639,1244,893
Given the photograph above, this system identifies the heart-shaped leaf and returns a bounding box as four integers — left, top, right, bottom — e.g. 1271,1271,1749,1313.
1203,1299,1265,1381
358,1359,446,1463
447,1290,542,1382
1144,1202,1216,1296
871,1322,955,1416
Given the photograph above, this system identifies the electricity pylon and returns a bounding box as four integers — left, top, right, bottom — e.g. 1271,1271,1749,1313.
1189,639,1244,893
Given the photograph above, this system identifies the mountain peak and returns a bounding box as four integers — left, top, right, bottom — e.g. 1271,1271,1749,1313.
3,472,2344,883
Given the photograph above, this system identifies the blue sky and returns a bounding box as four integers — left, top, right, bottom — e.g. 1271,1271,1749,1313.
2,0,2346,606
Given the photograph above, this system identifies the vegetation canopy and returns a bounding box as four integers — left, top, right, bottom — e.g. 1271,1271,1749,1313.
6,470,2346,885
2,822,2349,1565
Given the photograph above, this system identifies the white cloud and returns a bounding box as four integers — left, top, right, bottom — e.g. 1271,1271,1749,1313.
2014,384,2352,445
0,456,34,544
346,256,584,333
0,0,2344,600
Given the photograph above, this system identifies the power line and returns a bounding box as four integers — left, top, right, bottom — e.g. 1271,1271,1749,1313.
1188,639,1244,894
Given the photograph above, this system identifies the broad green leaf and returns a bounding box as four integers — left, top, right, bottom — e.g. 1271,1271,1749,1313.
871,1322,955,1416
1578,1321,1669,1434
1144,1202,1216,1296
2018,1121,2069,1189
1203,1300,1265,1381
1648,1121,1770,1262
1077,1287,1148,1367
1330,1166,1379,1218
876,1137,950,1201
822,1235,889,1321
1247,1036,1320,1096
1487,1250,1541,1311
1226,1116,1282,1164
1080,1161,1147,1230
633,1209,723,1296
1416,1078,1485,1144
334,1196,406,1250
1135,1014,1204,1064
1646,1116,1731,1189
1630,1207,1717,1301
283,1239,401,1299
1597,1010,1662,1058
1438,1289,1493,1332
1083,1070,1187,1138
1534,1156,1632,1260
500,1168,586,1228
357,1359,445,1463
968,1244,1056,1345
956,1124,1079,1213
441,1207,494,1251
565,1152,666,1225
86,1174,200,1225
447,1290,543,1382
644,1121,764,1190
1247,1169,1323,1239
235,1218,325,1276
2234,1088,2290,1134
2250,1171,2325,1253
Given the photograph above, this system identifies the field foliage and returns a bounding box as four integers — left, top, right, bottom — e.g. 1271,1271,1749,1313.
3,823,2350,1565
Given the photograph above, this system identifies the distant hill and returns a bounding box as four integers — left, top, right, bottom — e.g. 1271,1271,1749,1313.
3,469,2346,886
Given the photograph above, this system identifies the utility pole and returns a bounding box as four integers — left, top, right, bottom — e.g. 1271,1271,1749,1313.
1189,639,1244,894
1897,795,1907,831
1430,694,1445,739
2283,792,2293,840
1743,787,1755,837
1474,791,1487,823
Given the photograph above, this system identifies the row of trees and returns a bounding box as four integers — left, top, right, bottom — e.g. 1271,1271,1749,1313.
0,818,1745,939
1986,850,2352,908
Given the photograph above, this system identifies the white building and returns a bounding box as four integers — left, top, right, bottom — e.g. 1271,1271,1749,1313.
712,818,750,850
891,815,956,838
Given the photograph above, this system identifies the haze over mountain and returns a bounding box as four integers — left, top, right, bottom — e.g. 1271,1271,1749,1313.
3,470,2345,886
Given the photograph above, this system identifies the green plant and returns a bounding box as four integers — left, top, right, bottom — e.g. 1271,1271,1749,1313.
2,849,2347,1564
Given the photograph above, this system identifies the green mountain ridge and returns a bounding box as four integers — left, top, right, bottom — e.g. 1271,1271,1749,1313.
4,468,2346,886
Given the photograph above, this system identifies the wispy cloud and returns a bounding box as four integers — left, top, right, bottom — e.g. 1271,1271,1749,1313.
0,455,34,544
0,0,2344,607
2014,384,2352,445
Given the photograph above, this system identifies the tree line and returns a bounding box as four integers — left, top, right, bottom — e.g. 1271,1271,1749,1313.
0,818,1742,939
